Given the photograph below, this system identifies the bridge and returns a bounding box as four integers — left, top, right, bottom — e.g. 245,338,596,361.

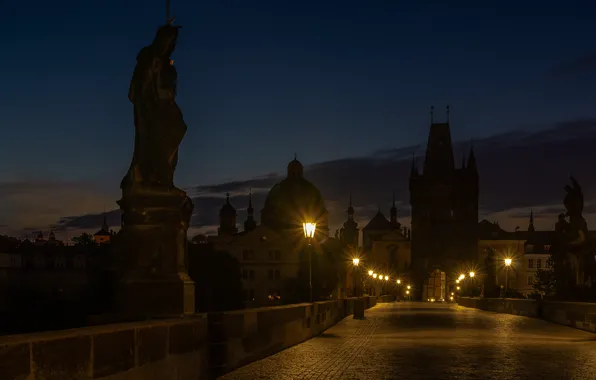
222,302,596,379
2,298,595,379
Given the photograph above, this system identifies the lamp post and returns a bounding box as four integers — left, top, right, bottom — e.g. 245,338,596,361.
504,258,512,296
352,258,360,297
303,222,317,303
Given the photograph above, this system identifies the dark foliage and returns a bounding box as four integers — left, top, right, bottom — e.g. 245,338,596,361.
283,242,341,303
188,242,244,312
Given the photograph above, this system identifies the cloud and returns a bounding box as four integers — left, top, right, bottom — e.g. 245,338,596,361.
8,118,596,240
0,180,117,239
550,51,596,77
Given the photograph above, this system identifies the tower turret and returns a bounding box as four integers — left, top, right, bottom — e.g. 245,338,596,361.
340,192,359,247
218,193,238,236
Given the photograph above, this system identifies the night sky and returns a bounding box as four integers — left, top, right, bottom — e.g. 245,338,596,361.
0,1,595,236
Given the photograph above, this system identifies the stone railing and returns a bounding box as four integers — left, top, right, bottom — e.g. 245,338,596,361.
208,296,377,377
377,295,396,303
0,296,377,379
0,315,209,380
458,297,596,333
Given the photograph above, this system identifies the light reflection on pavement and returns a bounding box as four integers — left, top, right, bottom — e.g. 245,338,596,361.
220,302,596,380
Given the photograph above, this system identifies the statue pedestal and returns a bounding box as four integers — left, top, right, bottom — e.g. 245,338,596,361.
113,190,195,318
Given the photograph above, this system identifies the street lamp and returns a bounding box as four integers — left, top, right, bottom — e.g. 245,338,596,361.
373,273,377,279
469,271,475,278
396,279,401,284
352,258,360,297
384,275,389,281
504,258,512,297
368,270,373,276
407,285,411,290
303,222,316,302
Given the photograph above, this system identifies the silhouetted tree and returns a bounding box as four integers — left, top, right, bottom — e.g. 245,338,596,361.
187,241,244,312
532,256,556,300
72,233,98,248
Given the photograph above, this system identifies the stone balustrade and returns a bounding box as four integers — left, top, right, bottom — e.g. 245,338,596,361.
0,296,377,380
458,297,596,333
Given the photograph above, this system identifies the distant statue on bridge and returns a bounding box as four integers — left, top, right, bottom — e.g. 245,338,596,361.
121,20,186,197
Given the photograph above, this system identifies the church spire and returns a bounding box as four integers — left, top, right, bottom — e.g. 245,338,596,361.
390,191,399,228
347,192,354,218
528,210,535,233
101,214,109,232
244,189,256,232
467,144,477,174
410,153,418,177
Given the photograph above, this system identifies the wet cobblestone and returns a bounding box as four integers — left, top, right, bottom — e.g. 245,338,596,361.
220,302,596,380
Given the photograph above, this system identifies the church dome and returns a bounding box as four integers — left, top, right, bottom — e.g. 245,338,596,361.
261,157,328,235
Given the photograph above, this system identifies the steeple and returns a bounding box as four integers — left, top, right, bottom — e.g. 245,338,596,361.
423,106,455,176
101,215,109,232
340,192,359,246
410,153,418,177
347,192,354,219
244,189,257,232
467,144,477,174
528,210,535,233
389,192,400,229
390,192,397,222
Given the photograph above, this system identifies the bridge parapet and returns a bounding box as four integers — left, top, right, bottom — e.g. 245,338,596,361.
458,297,596,333
0,296,378,379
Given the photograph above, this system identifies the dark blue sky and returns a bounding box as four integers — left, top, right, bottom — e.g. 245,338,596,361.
0,0,595,188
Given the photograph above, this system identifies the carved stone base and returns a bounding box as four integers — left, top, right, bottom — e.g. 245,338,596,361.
113,191,196,318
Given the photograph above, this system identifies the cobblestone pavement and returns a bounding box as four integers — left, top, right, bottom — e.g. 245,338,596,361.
220,302,596,380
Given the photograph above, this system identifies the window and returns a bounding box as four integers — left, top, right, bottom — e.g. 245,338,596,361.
268,269,274,280
249,270,255,280
528,259,534,269
275,250,281,260
248,289,255,301
242,250,249,260
242,269,248,279
275,270,280,279
527,275,534,285
536,259,542,269
268,251,274,260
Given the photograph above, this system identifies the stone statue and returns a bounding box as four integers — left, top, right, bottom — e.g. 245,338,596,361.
564,177,583,220
113,18,195,318
121,21,186,197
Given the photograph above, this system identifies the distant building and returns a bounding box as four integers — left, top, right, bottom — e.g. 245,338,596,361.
204,156,332,307
93,216,112,244
361,193,411,278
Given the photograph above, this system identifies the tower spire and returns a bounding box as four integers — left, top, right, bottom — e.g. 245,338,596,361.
528,209,535,233
467,143,477,173
430,105,434,124
410,152,418,177
390,191,400,228
347,191,355,218
244,188,256,232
